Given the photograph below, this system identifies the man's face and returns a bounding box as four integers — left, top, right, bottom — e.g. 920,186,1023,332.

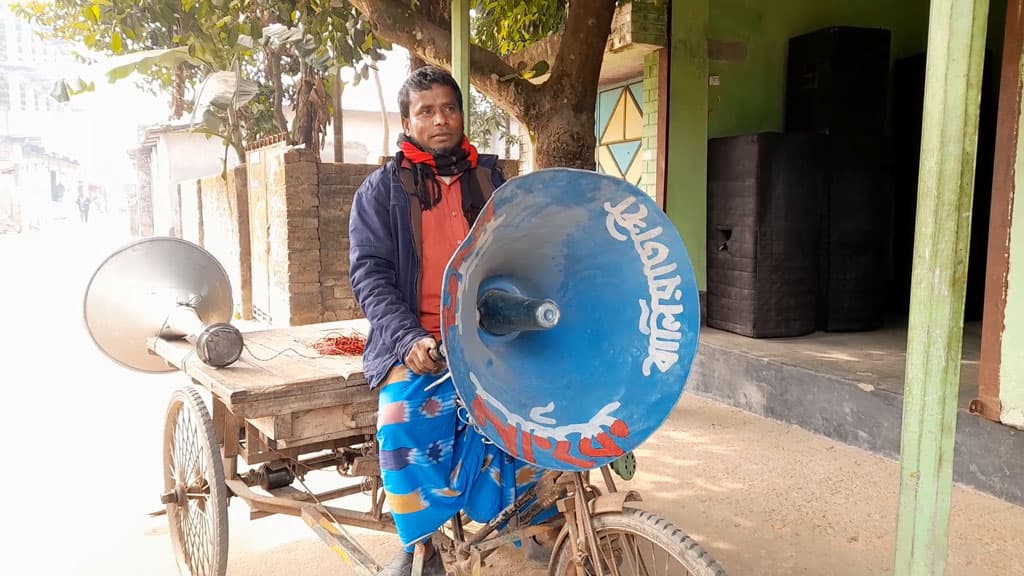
402,84,464,153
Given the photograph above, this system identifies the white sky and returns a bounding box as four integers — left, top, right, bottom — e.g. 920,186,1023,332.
342,45,410,114
34,40,412,193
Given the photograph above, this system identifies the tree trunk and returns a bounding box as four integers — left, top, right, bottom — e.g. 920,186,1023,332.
333,69,345,163
171,65,185,119
503,113,512,159
372,64,390,160
350,0,615,171
292,63,328,162
226,104,246,165
267,47,289,135
529,110,596,170
409,52,427,71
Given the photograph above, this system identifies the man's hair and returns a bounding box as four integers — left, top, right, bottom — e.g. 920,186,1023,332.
398,65,463,119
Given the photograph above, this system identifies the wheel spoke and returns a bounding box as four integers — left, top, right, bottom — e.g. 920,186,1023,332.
554,509,722,576
164,389,227,576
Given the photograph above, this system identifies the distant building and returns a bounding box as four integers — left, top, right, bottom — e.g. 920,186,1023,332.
0,3,87,232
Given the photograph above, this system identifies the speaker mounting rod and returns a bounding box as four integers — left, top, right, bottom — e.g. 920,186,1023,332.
477,289,560,337
163,300,244,368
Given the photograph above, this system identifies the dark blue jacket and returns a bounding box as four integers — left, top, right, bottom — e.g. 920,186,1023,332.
348,155,505,389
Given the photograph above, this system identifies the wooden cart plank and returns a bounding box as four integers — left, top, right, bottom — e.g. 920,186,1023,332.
147,319,375,418
272,426,378,449
248,399,379,441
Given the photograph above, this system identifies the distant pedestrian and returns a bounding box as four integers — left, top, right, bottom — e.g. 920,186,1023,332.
76,190,91,224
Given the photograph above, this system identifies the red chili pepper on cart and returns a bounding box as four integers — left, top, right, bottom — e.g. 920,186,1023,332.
312,334,366,356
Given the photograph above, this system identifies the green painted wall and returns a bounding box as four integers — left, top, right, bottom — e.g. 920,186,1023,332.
665,0,1009,292
706,0,1007,139
1002,56,1024,427
666,0,709,290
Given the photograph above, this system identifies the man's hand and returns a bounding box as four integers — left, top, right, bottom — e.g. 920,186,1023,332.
405,337,445,375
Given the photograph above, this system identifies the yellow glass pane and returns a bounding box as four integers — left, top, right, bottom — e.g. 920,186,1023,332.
601,91,627,145
625,149,644,185
624,90,643,141
598,146,623,178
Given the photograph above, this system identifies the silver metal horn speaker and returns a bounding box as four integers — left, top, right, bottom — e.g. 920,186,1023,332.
83,236,243,372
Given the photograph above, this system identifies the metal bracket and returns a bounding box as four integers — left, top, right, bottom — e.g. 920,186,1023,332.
588,490,642,516
301,506,380,576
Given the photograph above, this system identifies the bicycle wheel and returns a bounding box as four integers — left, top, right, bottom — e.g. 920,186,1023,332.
163,386,229,576
551,507,726,576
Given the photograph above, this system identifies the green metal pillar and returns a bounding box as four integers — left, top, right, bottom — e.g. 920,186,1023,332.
894,0,990,573
665,0,709,290
451,0,471,120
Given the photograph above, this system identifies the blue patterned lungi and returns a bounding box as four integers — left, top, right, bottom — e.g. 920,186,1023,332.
376,363,548,549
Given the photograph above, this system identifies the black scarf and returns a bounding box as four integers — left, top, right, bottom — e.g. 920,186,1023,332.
396,134,485,225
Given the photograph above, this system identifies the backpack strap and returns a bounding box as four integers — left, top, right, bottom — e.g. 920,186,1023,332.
473,165,497,204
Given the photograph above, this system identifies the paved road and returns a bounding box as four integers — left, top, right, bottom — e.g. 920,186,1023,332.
1,219,1022,576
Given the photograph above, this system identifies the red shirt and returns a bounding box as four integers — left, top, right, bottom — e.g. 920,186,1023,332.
419,173,469,340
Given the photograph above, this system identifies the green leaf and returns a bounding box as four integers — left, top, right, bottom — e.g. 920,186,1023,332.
103,46,205,82
523,59,549,79
182,0,197,12
188,126,229,142
110,31,123,53
201,108,224,132
82,5,99,24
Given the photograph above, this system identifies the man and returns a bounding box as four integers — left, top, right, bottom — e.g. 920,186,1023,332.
76,187,90,224
348,66,550,576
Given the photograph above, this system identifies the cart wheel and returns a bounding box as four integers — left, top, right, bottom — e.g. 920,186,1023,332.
163,386,229,576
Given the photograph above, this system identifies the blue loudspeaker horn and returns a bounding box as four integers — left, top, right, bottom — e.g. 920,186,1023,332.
440,168,701,471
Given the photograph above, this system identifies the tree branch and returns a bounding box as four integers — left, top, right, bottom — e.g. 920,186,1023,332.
348,0,538,122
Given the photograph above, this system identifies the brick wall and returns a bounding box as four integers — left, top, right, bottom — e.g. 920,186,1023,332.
238,145,509,327
269,149,324,326
608,0,667,52
318,163,378,321
641,51,661,200
200,166,252,320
